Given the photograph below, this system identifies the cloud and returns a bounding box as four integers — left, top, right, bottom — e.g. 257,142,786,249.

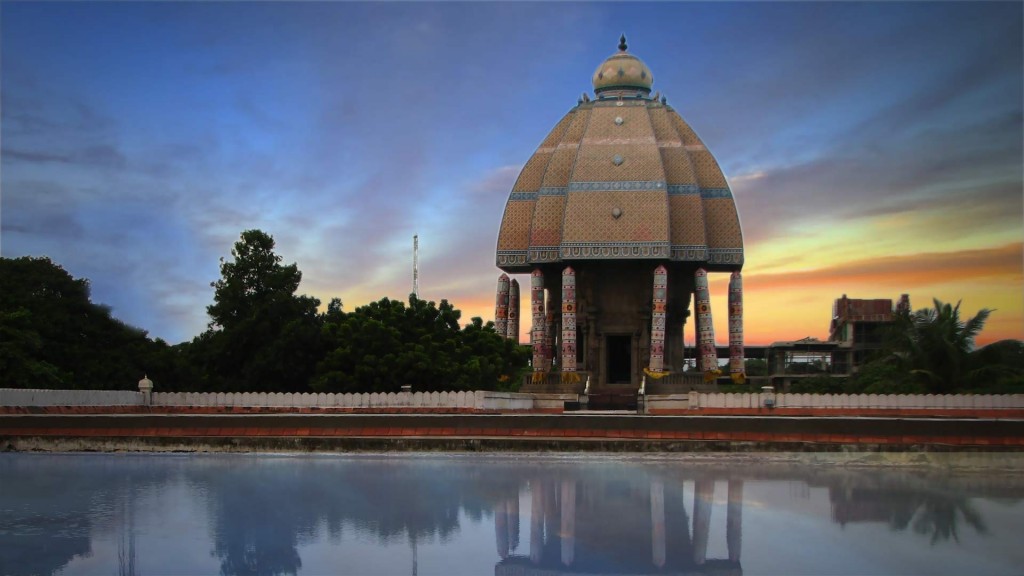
745,243,1022,292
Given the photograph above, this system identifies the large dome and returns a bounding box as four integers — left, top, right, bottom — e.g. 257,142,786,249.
495,37,743,273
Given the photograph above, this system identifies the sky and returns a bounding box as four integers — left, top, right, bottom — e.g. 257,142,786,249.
2,1,1021,347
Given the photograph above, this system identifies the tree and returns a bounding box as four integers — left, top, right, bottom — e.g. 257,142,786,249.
312,295,529,393
195,230,323,392
861,298,1006,393
0,256,169,389
903,299,990,392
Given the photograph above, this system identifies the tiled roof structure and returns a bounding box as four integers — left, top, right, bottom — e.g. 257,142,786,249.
496,37,744,272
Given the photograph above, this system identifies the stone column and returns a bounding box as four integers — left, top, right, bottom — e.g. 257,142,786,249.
508,279,521,343
649,265,668,374
727,479,743,563
694,268,720,381
531,269,545,376
495,274,510,339
728,272,745,384
562,267,578,378
692,478,713,565
138,375,153,406
545,303,556,372
650,478,666,568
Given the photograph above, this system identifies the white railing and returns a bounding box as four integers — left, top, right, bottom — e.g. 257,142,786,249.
0,388,541,411
3,388,1023,411
681,392,1024,410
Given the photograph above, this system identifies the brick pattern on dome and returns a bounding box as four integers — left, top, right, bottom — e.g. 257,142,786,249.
561,190,669,245
572,143,666,183
561,108,592,144
659,147,698,185
512,152,552,192
703,198,743,249
540,112,577,149
648,107,683,145
497,200,535,251
691,150,729,189
668,114,703,146
583,107,652,142
669,195,707,246
541,146,578,189
496,78,744,270
530,196,565,246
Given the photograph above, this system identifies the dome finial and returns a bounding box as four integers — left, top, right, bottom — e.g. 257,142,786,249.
618,34,628,52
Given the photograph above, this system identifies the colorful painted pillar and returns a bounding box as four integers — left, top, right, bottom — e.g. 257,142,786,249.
694,268,720,381
649,265,668,374
561,267,577,377
495,274,510,339
531,269,546,375
508,279,520,343
728,272,745,384
545,302,556,371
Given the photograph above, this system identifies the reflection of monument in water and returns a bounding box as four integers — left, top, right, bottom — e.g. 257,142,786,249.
494,476,744,576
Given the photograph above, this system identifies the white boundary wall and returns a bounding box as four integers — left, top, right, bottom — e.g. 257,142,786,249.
3,389,1023,411
657,392,1024,410
0,388,525,411
0,389,143,406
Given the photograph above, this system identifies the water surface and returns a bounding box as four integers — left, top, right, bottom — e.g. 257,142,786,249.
1,452,1022,575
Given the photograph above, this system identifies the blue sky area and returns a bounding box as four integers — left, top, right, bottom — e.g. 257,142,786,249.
2,2,1022,345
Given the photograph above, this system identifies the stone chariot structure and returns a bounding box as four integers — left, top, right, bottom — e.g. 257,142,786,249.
494,37,745,396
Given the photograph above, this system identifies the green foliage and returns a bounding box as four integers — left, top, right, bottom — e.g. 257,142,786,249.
192,230,323,392
0,256,169,389
845,360,925,394
789,374,848,394
744,358,768,377
856,300,1024,394
312,295,529,393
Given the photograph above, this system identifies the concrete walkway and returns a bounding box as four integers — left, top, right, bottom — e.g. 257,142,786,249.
2,412,1022,451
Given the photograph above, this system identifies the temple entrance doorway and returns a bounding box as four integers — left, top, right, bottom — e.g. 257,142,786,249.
606,334,632,385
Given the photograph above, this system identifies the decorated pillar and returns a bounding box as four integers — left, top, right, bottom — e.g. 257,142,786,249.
694,268,721,381
648,265,668,375
495,274,510,339
508,279,521,343
561,267,578,381
545,303,556,372
729,272,745,384
531,269,545,376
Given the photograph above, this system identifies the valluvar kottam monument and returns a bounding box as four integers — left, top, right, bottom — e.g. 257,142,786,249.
494,36,746,394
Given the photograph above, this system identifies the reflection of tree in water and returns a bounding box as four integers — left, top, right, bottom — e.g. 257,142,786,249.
830,483,990,545
196,457,521,576
905,495,987,544
0,455,167,576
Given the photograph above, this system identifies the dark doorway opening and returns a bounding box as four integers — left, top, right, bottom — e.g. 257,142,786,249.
606,334,632,384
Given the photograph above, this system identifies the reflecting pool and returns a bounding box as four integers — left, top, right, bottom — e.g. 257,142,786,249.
1,453,1023,575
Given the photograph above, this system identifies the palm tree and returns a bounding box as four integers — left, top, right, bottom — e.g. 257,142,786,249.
902,299,992,393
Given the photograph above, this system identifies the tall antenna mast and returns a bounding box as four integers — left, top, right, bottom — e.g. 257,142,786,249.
412,234,419,297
